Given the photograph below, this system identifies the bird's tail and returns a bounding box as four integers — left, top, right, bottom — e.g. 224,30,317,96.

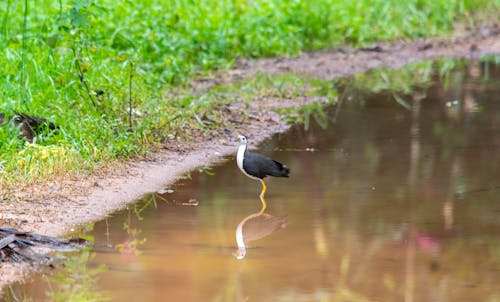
272,160,290,177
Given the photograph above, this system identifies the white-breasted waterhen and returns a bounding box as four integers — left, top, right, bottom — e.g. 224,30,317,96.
236,135,290,212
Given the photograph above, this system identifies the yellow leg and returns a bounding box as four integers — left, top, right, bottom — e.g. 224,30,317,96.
259,179,267,214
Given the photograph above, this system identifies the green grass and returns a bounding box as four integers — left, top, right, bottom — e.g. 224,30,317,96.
1,0,499,185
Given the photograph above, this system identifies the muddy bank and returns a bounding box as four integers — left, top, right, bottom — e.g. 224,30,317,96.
1,24,499,294
198,23,500,88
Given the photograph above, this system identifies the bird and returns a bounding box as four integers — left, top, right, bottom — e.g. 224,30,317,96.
236,135,290,212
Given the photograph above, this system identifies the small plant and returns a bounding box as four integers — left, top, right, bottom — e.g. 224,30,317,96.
44,249,109,302
278,101,333,130
115,210,147,256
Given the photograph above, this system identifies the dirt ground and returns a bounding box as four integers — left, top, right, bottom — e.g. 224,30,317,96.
1,23,499,295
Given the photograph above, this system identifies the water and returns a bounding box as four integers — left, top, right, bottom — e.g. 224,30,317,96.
5,59,500,301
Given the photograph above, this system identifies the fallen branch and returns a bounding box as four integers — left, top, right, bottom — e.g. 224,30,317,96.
0,227,89,265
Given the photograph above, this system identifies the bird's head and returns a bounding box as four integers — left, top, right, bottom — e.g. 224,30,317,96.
233,247,246,260
237,135,248,145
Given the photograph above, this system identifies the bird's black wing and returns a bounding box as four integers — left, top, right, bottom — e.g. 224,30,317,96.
243,151,289,179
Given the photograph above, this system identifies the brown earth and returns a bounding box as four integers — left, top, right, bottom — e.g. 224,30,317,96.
1,24,499,295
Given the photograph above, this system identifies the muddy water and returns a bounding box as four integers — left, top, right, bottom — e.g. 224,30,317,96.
6,59,500,301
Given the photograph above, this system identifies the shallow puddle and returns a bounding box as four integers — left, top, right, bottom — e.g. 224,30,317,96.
5,59,500,301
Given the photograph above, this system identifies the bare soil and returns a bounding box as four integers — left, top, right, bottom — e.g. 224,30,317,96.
1,24,499,295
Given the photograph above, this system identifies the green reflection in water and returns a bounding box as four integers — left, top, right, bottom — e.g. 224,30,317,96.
278,56,499,133
43,248,109,302
43,224,108,302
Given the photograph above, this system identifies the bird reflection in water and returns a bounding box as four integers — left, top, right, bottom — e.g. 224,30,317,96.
234,209,287,259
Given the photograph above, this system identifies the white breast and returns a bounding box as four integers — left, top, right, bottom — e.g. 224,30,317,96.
236,144,260,180
236,144,247,175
